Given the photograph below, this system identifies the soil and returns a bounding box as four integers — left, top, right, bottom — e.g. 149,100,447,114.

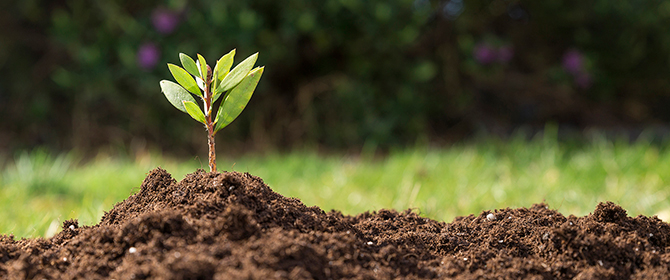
1,168,669,279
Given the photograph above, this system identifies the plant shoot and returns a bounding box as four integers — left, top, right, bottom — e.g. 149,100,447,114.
160,50,264,172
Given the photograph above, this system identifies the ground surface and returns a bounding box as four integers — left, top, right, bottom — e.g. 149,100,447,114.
1,168,669,279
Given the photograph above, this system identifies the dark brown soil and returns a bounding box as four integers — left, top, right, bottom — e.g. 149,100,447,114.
1,168,670,279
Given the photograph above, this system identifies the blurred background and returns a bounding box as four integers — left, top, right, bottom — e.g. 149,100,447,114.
2,0,670,237
4,0,670,155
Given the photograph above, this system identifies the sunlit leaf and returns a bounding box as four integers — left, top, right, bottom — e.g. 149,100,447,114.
215,52,258,96
212,49,236,91
159,80,197,113
183,100,206,124
179,53,200,78
168,64,202,97
214,66,264,133
197,54,207,79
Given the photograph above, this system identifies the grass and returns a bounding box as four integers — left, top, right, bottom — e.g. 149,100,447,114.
2,131,670,238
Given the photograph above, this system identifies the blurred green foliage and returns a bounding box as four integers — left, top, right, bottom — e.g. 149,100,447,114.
1,0,670,154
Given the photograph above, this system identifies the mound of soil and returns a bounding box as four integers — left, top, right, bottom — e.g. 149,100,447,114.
1,168,669,279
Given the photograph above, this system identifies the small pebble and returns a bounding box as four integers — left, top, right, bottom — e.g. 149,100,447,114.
366,241,373,245
62,257,67,262
486,213,496,221
463,257,468,261
174,252,181,258
498,240,503,243
129,247,137,254
542,232,550,240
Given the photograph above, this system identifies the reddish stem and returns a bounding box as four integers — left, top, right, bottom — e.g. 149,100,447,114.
206,116,216,172
203,65,216,172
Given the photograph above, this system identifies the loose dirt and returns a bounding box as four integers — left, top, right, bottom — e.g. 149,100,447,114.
1,168,669,279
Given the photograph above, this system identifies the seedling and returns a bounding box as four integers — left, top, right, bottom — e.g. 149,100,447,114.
159,50,264,172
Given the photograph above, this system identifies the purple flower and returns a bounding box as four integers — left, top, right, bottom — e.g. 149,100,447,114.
562,49,593,89
152,8,180,34
473,44,497,65
497,46,514,63
562,49,584,75
137,43,160,70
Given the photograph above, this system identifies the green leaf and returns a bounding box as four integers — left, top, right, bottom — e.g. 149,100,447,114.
159,80,198,113
179,53,200,78
214,66,264,133
168,64,202,97
183,100,206,124
197,54,207,79
215,52,258,96
212,49,236,91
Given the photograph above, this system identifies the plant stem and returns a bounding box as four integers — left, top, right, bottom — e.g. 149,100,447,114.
204,65,216,172
206,118,216,172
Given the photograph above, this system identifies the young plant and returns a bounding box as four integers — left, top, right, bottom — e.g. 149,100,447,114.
159,50,264,172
